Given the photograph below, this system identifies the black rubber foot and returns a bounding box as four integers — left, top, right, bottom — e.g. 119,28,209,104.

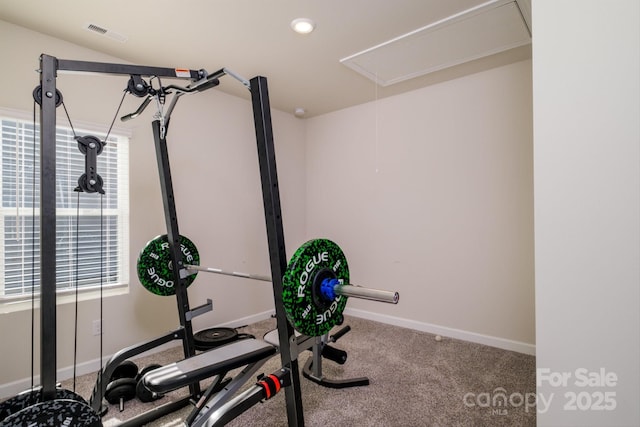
302,356,370,389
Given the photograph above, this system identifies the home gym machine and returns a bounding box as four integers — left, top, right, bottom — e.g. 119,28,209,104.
2,53,399,427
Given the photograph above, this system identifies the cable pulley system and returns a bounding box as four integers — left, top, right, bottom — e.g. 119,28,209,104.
13,54,401,427
120,67,246,139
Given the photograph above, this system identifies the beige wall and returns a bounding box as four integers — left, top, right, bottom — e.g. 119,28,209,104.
0,20,306,388
0,18,535,392
305,59,534,347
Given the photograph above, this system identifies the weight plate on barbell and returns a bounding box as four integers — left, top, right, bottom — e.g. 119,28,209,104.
282,239,349,337
137,234,200,296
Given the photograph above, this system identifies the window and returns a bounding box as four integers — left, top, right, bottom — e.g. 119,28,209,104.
0,113,129,305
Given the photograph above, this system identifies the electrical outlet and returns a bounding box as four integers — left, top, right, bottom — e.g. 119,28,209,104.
92,319,102,336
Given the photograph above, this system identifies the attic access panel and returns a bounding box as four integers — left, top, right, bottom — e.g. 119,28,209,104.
340,0,531,86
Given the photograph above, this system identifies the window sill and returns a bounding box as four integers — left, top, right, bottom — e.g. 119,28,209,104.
0,284,129,314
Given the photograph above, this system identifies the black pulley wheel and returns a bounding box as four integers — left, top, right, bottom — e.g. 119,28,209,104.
76,173,104,194
76,135,104,155
127,77,149,97
32,86,63,107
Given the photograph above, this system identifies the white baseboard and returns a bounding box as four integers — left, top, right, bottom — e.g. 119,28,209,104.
215,310,274,329
344,307,536,356
0,310,275,400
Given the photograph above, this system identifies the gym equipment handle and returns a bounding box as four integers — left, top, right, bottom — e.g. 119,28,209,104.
321,345,348,365
330,325,351,342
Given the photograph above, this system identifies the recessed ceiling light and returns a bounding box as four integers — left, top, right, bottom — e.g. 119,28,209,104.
291,18,315,34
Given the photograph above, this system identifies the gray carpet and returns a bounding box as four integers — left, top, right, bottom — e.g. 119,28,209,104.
59,316,535,426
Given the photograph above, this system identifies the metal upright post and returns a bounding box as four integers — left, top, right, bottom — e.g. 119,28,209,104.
33,54,206,407
38,54,59,401
250,76,305,426
151,120,200,398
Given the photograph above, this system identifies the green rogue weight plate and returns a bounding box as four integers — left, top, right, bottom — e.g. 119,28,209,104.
282,239,349,337
137,234,200,296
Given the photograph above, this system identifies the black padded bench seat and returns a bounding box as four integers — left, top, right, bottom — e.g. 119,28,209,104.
143,339,277,394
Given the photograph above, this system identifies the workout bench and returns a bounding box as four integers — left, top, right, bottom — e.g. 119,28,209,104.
142,338,278,426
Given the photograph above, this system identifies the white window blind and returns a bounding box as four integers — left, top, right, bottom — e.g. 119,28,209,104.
0,116,129,301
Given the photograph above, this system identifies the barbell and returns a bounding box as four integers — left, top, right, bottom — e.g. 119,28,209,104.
136,235,399,336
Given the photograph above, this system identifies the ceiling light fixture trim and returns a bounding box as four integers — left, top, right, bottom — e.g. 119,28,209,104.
290,18,316,34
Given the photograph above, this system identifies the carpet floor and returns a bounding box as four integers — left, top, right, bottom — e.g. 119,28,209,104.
56,316,535,426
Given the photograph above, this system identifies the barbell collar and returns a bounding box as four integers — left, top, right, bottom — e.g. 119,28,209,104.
334,284,399,304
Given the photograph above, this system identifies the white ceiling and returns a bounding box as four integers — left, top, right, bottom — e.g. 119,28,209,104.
0,0,531,118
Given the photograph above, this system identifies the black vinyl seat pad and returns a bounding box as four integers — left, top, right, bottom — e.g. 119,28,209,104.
143,339,277,394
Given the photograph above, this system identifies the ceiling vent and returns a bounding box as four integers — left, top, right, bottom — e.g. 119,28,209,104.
340,0,531,86
83,23,128,43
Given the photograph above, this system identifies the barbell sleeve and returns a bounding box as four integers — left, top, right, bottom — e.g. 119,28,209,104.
184,264,272,282
334,284,399,304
